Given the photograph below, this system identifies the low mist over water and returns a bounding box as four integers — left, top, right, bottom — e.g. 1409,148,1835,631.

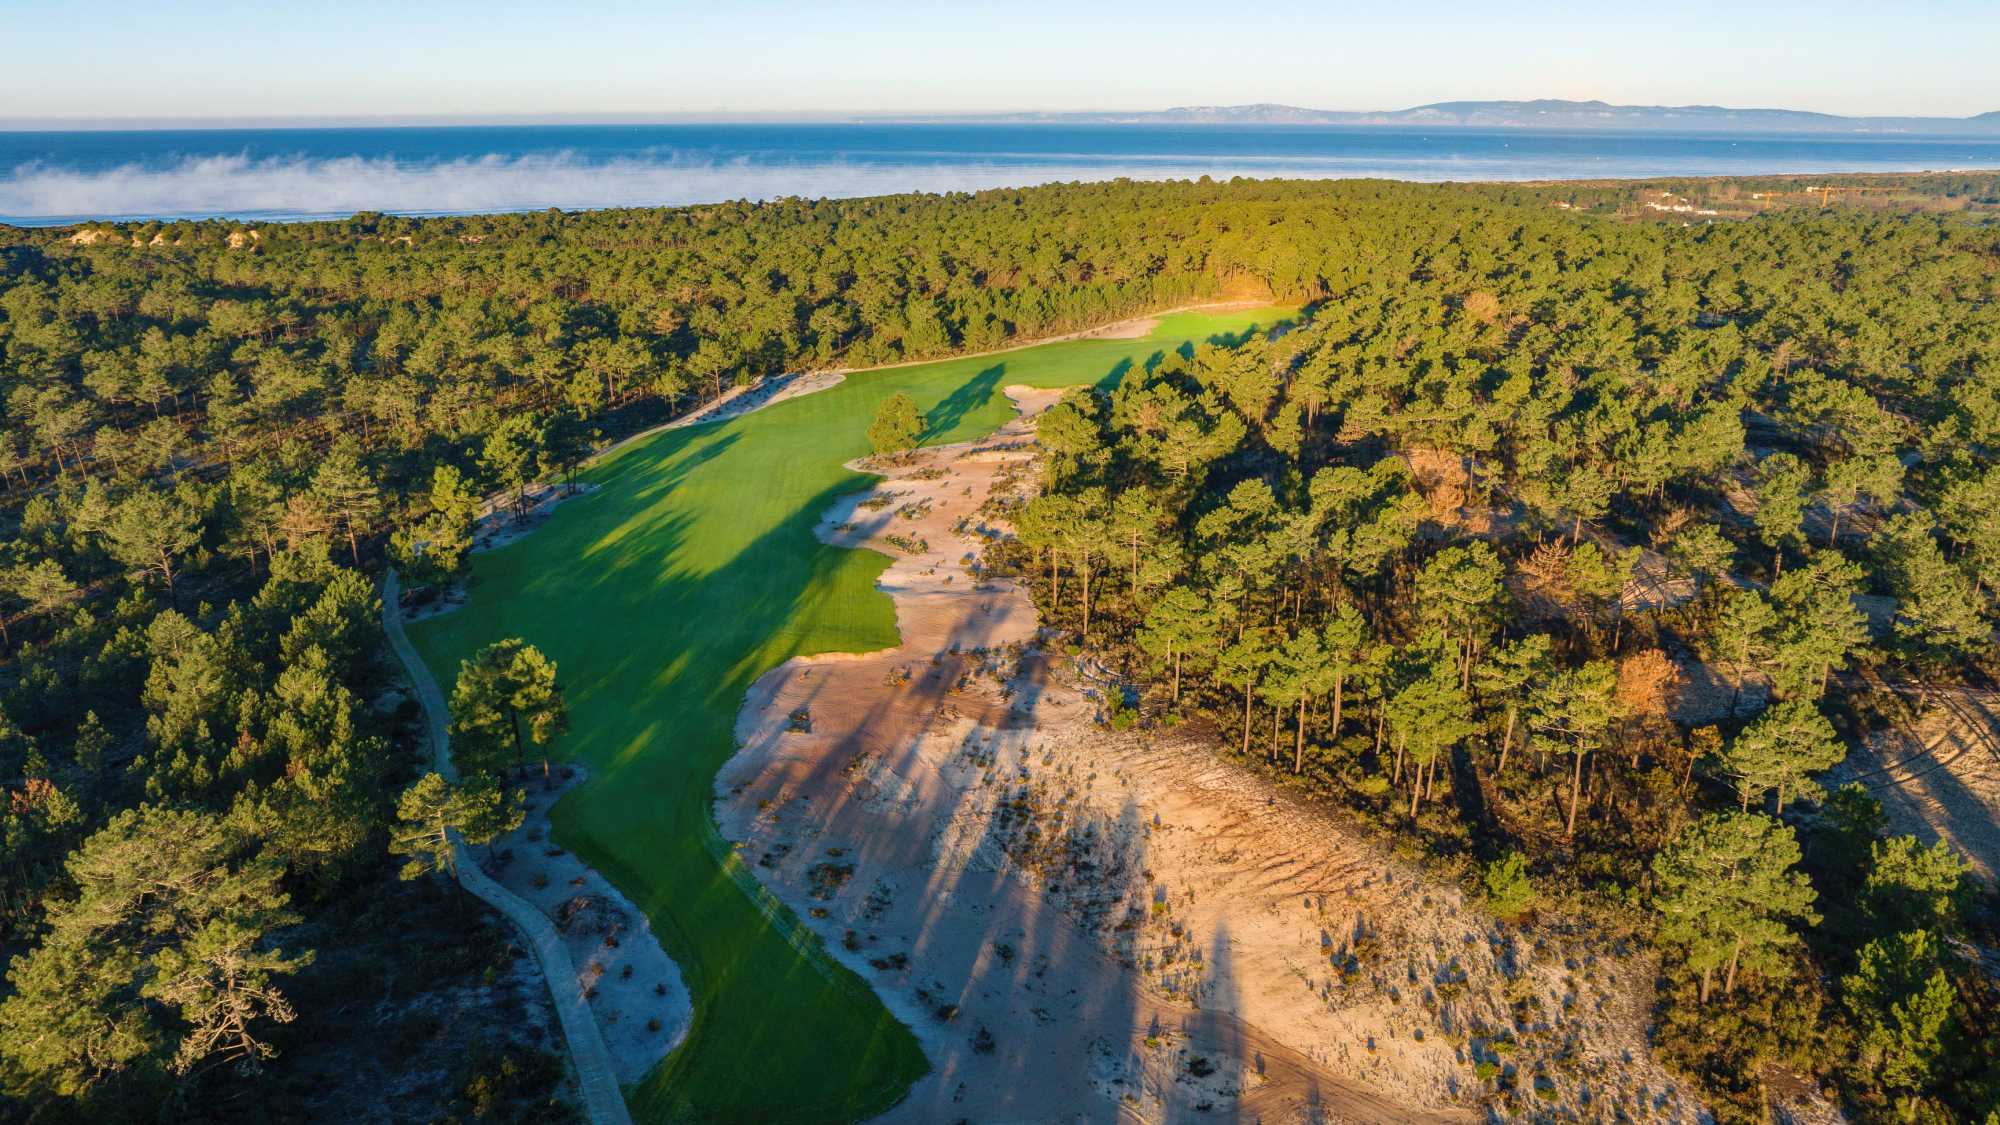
6,122,2000,224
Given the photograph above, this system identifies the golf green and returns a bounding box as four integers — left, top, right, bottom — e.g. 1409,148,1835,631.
407,306,1294,1122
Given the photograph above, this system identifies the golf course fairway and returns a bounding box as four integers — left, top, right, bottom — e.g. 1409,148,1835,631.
406,305,1294,1122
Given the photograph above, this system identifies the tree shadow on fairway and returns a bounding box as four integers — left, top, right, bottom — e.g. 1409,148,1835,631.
1095,355,1138,392
557,481,929,1124
416,458,927,1122
920,363,1005,446
414,307,1308,1122
1205,317,1295,349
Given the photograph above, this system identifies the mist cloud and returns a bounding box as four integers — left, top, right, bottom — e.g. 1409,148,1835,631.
1,143,1961,225
0,148,1530,225
0,150,1246,224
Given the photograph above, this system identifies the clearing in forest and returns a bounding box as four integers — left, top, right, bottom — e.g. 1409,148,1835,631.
405,306,1295,1122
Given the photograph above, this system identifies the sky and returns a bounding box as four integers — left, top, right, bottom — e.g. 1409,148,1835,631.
3,0,1996,125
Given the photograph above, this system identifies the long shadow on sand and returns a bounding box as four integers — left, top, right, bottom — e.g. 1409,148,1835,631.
406,308,1297,1121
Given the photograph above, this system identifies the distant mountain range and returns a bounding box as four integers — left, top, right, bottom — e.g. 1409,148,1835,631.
883,100,2000,135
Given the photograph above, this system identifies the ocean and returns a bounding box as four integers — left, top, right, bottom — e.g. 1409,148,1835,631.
4,122,1999,226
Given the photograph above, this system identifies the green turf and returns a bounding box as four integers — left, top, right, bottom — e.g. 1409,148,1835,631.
406,306,1295,1122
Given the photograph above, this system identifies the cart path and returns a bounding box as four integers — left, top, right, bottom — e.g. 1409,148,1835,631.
382,569,635,1125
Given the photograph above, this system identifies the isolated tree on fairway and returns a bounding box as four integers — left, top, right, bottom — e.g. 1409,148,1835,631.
868,392,924,455
1718,697,1845,813
391,772,524,879
450,638,569,780
1651,811,1818,1004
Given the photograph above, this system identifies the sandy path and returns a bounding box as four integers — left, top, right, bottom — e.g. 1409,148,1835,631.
1832,686,2000,884
713,390,1703,1122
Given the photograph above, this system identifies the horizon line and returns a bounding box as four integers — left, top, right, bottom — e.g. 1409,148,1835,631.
6,97,2000,134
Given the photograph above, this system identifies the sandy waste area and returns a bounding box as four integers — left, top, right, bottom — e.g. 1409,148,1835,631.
477,768,693,1086
1832,686,2000,886
715,388,1708,1123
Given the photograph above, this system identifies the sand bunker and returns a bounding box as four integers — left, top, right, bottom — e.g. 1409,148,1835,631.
714,389,1703,1122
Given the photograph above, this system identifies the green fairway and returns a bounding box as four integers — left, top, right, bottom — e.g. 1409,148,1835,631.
406,306,1294,1122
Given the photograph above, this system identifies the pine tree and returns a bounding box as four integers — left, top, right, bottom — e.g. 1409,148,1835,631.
1752,452,1812,577
307,442,383,565
450,638,569,781
1863,836,1973,936
866,392,924,455
1526,659,1621,837
1841,929,1959,1098
1473,633,1553,774
1711,588,1779,717
0,807,310,1094
1135,586,1220,705
1872,513,1990,683
1651,811,1819,1003
1718,697,1845,813
390,772,524,880
1938,465,2000,599
481,413,545,517
1769,552,1871,699
1414,542,1507,689
101,484,203,596
1386,674,1475,815
1215,627,1275,756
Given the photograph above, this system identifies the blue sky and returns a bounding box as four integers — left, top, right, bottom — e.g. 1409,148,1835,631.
4,0,1995,124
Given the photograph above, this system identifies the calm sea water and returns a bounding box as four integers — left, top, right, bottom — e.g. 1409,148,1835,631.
4,122,1999,226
